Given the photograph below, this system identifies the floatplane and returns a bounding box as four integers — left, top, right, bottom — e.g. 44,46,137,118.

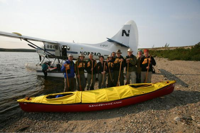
0,20,138,78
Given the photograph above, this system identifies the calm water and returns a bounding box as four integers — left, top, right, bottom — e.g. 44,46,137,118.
0,52,64,125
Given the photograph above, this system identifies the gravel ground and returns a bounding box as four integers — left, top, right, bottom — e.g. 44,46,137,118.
0,57,200,132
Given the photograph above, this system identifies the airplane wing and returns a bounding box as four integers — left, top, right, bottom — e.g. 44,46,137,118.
0,31,58,44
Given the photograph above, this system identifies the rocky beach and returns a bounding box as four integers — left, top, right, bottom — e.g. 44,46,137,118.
0,57,200,132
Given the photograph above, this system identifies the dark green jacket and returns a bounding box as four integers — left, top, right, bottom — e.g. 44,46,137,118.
125,54,137,72
136,57,142,73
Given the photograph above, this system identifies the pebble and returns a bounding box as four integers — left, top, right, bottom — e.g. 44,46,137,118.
174,116,181,122
197,122,200,128
191,116,195,121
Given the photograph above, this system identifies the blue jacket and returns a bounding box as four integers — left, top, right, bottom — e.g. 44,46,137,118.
61,60,75,78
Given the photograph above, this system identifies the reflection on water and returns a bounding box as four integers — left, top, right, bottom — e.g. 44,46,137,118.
38,77,64,95
0,52,64,126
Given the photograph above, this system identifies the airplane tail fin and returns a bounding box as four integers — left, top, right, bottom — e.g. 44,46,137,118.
107,20,138,53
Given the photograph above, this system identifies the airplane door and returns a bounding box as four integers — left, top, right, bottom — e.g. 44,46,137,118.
62,45,68,59
55,44,60,57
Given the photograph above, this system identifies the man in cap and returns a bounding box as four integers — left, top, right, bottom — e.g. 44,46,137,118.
107,55,114,87
136,49,143,83
86,54,97,90
61,54,76,92
97,55,107,88
75,53,86,91
140,49,156,83
125,48,137,84
113,49,125,86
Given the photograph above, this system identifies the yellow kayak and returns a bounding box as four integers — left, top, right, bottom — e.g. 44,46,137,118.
17,80,175,112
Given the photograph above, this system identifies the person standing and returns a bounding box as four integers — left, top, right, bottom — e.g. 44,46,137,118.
97,56,107,89
86,54,97,90
140,49,156,83
75,53,86,91
61,54,76,92
136,50,143,83
113,49,125,86
42,62,48,79
107,55,114,87
125,48,137,84
111,52,116,62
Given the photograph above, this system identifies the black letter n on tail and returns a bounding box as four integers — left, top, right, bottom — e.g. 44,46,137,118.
122,30,130,37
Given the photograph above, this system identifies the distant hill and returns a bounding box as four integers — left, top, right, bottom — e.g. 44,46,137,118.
0,48,35,52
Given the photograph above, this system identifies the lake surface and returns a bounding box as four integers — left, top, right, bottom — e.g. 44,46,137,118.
0,52,64,125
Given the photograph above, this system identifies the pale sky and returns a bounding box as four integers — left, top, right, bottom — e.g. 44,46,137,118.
0,0,200,49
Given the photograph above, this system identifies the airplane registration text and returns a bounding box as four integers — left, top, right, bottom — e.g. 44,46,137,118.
80,51,101,56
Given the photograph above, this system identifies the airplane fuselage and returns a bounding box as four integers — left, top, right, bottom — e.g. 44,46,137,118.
40,41,130,60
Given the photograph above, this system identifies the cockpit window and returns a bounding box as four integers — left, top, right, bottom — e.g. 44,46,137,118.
50,45,52,49
67,46,70,50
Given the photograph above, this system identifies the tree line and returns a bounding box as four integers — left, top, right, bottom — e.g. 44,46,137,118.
0,48,35,52
149,42,200,61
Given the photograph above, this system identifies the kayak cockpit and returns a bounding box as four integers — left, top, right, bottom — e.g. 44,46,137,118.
129,83,152,88
46,93,74,99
